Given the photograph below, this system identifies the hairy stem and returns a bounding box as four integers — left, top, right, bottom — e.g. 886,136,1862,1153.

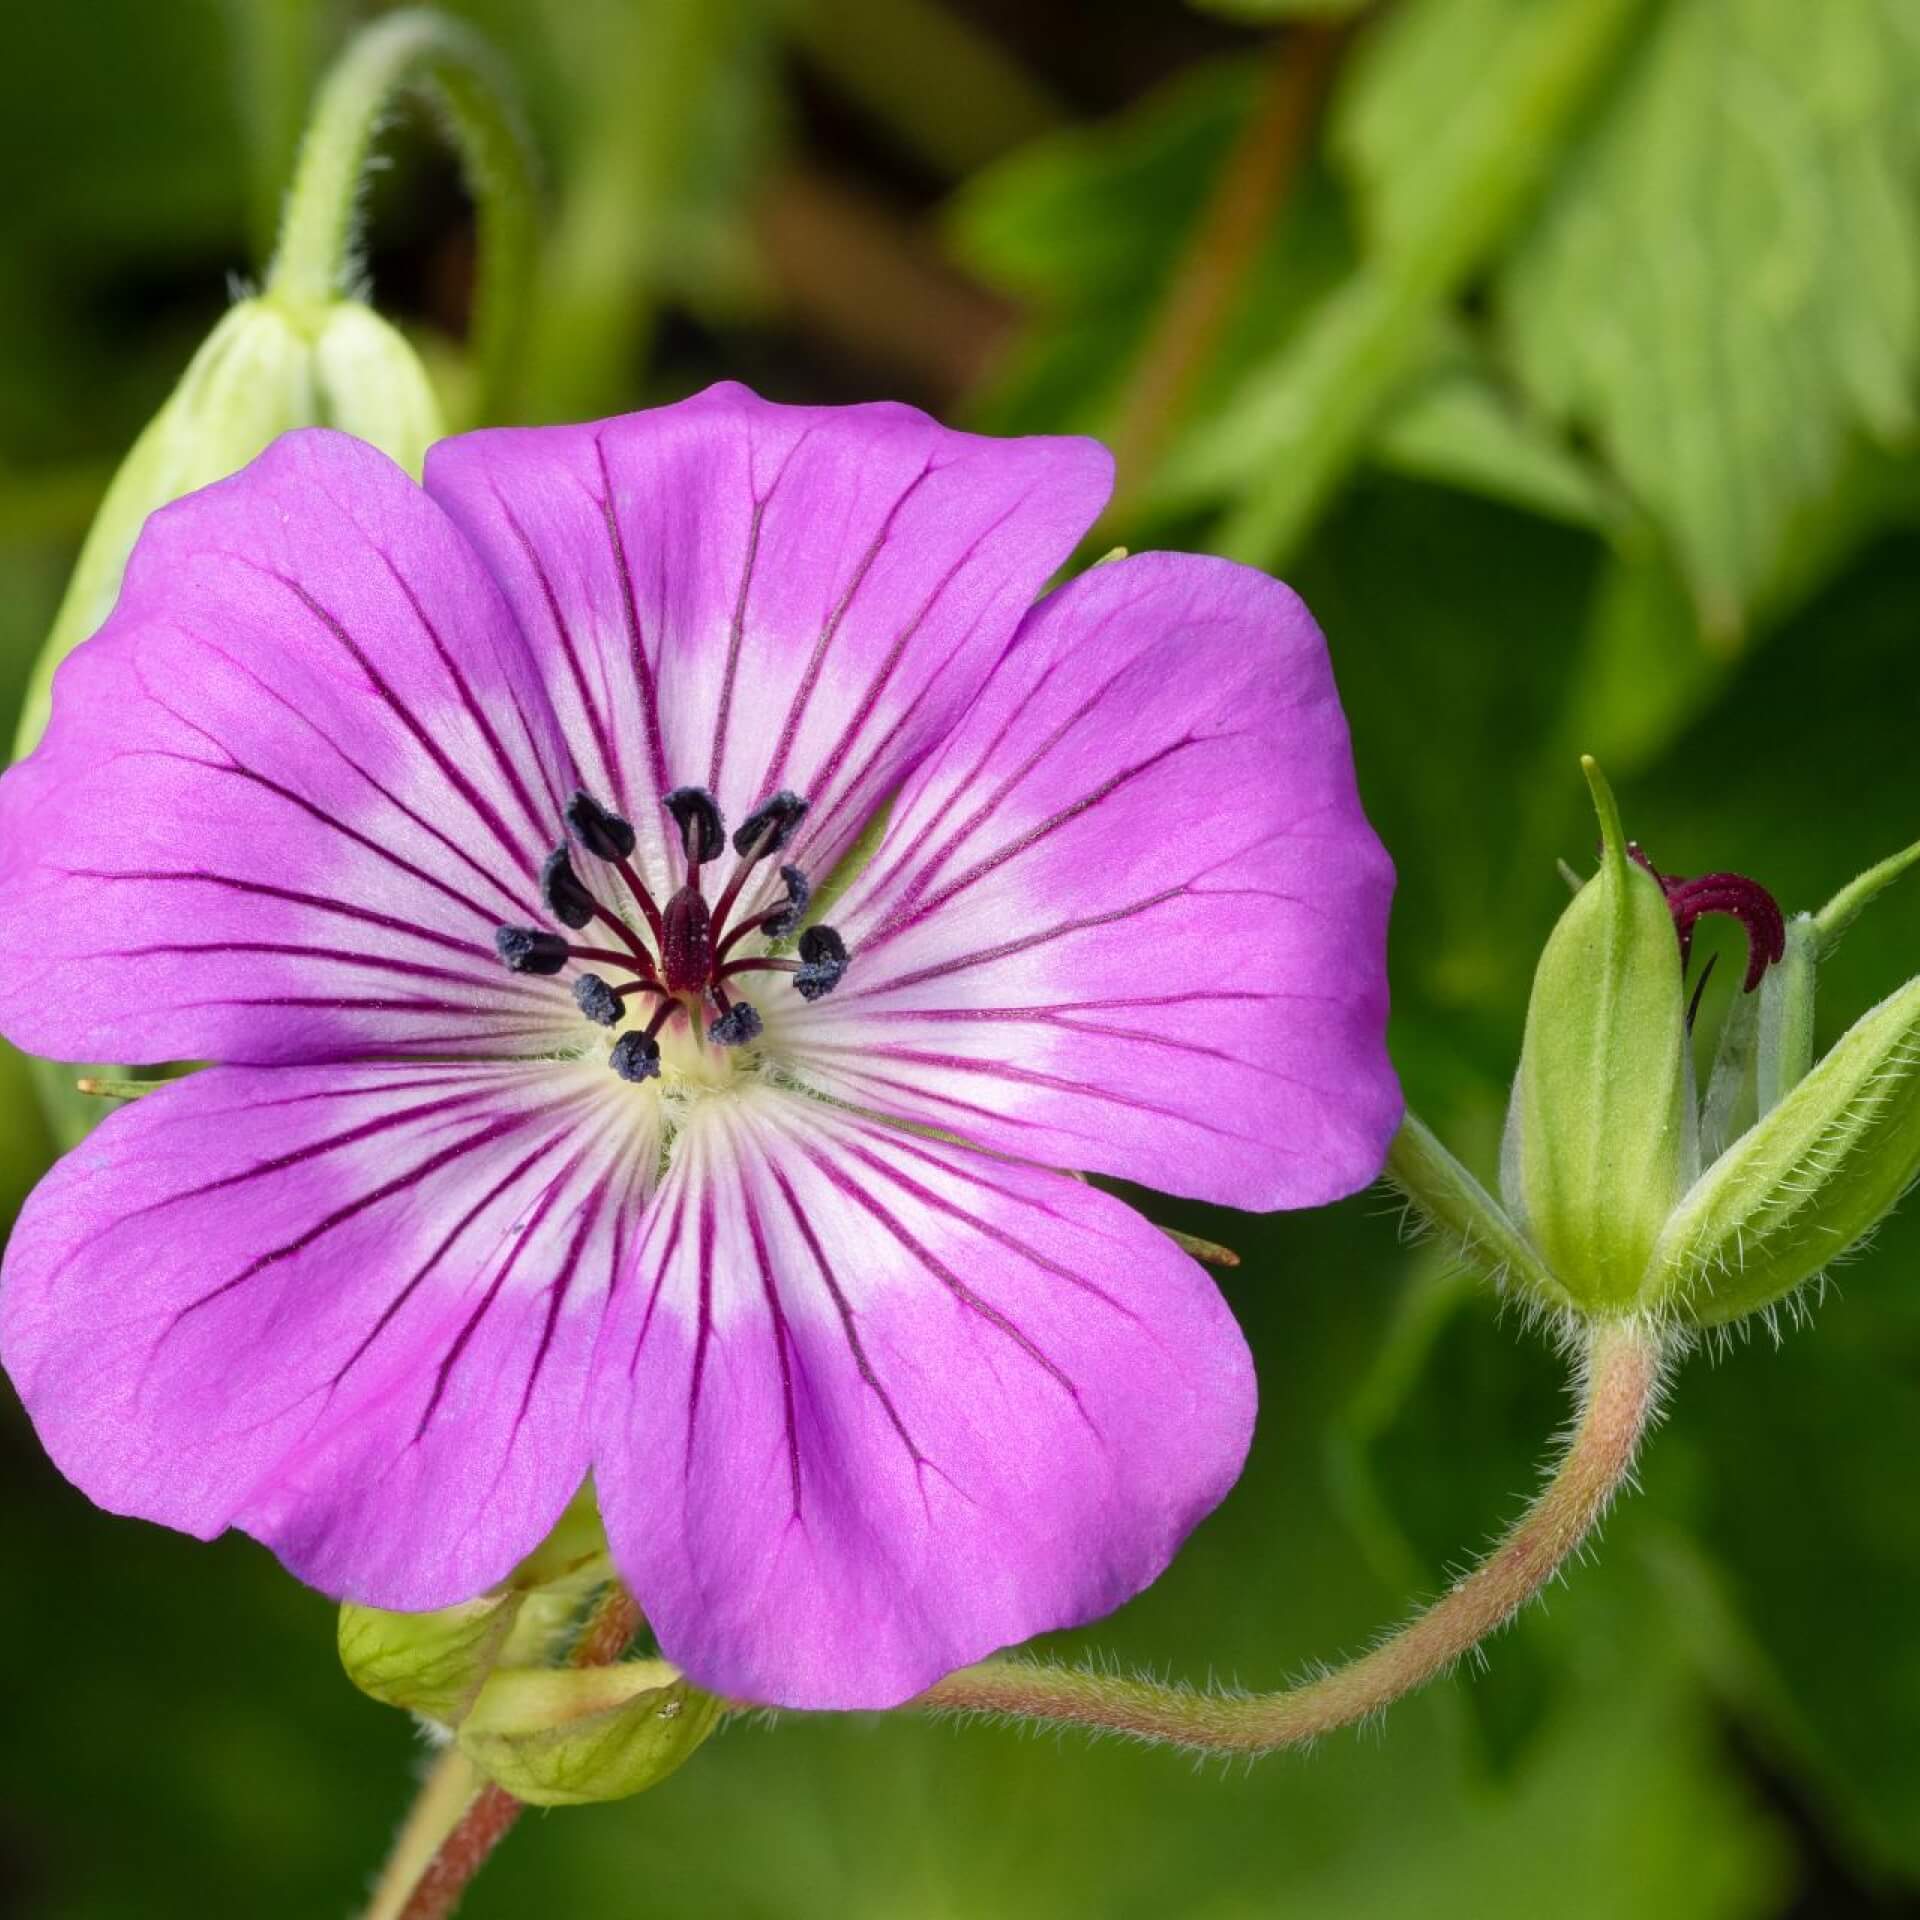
364,1584,644,1920
264,7,537,421
916,1315,1665,1751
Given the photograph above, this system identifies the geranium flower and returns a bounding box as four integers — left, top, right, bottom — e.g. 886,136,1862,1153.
0,386,1398,1709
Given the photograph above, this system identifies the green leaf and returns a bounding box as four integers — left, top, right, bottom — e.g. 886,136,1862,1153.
1372,345,1616,531
1159,0,1647,562
1499,0,1920,639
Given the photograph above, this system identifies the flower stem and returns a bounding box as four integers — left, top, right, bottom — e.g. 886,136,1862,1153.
362,1584,644,1920
263,7,537,422
915,1314,1666,1751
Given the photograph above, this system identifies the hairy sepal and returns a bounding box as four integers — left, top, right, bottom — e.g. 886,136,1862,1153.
1650,976,1920,1325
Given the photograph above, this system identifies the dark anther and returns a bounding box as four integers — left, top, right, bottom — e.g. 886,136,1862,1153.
573,974,623,1026
763,864,810,939
609,1031,662,1083
795,924,849,1001
494,926,570,975
565,789,637,862
709,1000,763,1048
661,885,714,994
541,847,596,930
664,786,726,865
732,790,809,859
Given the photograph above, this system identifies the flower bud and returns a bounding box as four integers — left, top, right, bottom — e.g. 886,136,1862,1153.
1502,759,1697,1311
1648,975,1920,1325
14,295,442,760
340,1488,614,1728
458,1662,723,1807
339,1592,522,1727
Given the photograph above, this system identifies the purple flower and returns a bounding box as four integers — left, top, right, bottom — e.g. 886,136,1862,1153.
0,386,1398,1709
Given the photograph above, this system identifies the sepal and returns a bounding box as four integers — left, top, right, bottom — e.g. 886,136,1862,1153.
1649,976,1920,1325
1503,759,1696,1310
456,1662,723,1808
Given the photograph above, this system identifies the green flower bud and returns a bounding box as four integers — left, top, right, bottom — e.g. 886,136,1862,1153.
1648,975,1920,1326
458,1662,723,1808
340,1592,522,1727
14,295,442,762
340,1487,615,1728
1503,758,1697,1311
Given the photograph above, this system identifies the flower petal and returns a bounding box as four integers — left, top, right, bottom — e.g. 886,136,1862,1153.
424,383,1112,891
0,430,575,1067
591,1087,1253,1709
0,1061,656,1607
775,552,1400,1210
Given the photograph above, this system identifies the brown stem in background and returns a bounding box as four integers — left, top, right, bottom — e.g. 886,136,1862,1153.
755,164,1018,403
1104,25,1349,521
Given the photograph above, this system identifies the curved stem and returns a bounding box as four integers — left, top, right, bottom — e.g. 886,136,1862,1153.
264,7,537,421
363,1585,644,1920
916,1315,1666,1752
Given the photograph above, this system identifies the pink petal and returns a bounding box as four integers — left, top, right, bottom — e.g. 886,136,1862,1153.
0,1061,654,1607
775,552,1400,1211
590,1089,1254,1709
0,431,574,1066
424,382,1113,890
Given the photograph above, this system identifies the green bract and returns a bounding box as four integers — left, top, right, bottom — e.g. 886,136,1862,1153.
1502,758,1696,1310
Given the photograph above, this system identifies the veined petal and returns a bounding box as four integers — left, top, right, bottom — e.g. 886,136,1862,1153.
0,431,574,1067
0,1061,657,1607
590,1087,1253,1710
424,383,1112,895
774,552,1400,1211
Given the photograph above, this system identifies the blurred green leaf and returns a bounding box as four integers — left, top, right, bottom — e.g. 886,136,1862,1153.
1373,341,1617,530
1160,0,1647,562
1499,0,1920,641
949,59,1352,441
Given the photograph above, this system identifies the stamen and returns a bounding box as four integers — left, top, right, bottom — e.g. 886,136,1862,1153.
573,974,624,1027
541,847,596,930
709,998,763,1048
764,864,810,938
494,926,569,975
715,864,809,962
732,790,808,860
664,787,725,868
794,925,849,1001
565,789,637,862
609,1030,662,1082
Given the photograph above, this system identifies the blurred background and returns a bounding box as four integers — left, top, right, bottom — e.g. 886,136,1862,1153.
2,1,1918,1914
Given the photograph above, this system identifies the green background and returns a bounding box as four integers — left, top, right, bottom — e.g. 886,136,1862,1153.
2,2,1917,1914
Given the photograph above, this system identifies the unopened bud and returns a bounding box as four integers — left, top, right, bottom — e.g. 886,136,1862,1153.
458,1661,723,1807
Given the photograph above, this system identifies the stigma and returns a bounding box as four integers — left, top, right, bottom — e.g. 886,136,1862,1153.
493,784,848,1077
